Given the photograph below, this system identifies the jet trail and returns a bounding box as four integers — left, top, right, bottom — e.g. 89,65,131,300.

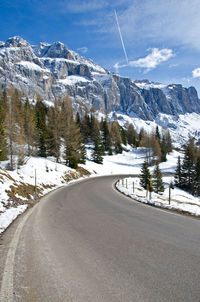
114,9,129,65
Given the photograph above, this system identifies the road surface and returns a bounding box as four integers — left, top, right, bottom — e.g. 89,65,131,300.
0,175,200,301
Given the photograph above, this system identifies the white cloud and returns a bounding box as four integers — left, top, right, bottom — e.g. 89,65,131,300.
130,48,174,70
77,47,88,54
192,68,200,78
114,48,174,72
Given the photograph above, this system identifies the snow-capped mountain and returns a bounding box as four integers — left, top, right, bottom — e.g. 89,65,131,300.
1,36,200,144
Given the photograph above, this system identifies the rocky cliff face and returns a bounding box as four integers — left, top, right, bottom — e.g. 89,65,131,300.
1,36,200,120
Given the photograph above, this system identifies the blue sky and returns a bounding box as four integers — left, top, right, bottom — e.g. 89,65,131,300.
1,0,200,94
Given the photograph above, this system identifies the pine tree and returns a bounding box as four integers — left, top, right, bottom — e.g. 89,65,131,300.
181,139,196,193
174,156,182,188
160,137,167,162
90,114,100,142
60,97,85,168
35,97,47,158
152,162,164,193
120,127,127,146
102,119,112,153
92,138,104,164
155,126,161,142
46,101,62,162
81,113,91,142
140,161,151,190
194,157,200,196
164,130,173,153
0,92,8,160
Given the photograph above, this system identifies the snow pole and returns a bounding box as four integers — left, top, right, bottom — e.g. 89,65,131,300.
126,178,128,189
149,177,153,201
169,184,171,205
133,181,134,193
34,169,37,200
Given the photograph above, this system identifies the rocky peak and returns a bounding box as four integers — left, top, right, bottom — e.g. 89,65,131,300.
33,41,75,61
5,36,30,48
0,36,200,121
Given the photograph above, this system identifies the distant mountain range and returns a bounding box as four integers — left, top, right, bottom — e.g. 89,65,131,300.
1,36,200,122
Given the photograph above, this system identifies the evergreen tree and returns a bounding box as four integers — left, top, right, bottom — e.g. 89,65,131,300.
155,126,161,142
164,130,173,153
152,162,164,193
92,138,104,164
181,139,196,193
102,119,112,154
60,97,85,168
160,137,167,162
140,161,151,190
139,128,145,145
35,97,47,157
46,101,62,162
194,157,200,196
120,127,127,146
0,92,8,160
174,156,182,188
90,114,100,142
81,113,91,142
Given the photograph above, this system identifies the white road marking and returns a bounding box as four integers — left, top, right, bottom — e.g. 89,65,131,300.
0,207,34,302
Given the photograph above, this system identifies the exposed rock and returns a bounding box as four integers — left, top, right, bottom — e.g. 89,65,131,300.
0,36,200,121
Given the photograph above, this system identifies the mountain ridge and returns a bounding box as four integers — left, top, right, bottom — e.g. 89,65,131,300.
0,36,200,121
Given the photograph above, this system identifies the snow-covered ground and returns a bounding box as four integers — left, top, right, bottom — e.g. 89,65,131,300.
116,177,200,217
109,111,200,147
0,146,198,234
0,157,89,233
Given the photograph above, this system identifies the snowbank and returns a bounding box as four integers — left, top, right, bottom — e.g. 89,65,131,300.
116,177,200,217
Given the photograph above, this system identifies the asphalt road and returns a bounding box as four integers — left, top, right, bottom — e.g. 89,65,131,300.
1,175,200,302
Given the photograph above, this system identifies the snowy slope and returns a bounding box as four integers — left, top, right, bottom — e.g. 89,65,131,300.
108,111,200,146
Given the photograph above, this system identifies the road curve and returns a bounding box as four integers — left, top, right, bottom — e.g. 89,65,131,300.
1,175,200,302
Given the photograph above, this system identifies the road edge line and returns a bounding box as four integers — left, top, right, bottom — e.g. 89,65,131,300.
0,207,34,302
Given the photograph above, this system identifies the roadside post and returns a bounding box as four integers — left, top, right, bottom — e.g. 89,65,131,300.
34,169,37,200
168,182,174,205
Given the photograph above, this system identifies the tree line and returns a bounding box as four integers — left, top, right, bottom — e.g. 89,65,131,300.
174,138,200,196
0,88,173,170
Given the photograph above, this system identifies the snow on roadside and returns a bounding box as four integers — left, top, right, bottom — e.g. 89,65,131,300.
116,177,200,217
0,146,189,234
0,205,27,233
0,157,90,234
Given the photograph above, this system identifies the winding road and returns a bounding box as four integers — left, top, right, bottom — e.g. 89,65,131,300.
1,175,200,301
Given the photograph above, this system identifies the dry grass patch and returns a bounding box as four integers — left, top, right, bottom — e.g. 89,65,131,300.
76,166,91,177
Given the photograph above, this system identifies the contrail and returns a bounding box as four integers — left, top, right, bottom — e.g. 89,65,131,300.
114,9,129,65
